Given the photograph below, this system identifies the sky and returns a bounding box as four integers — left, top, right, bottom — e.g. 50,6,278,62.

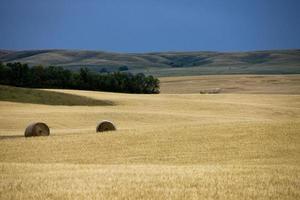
0,0,299,52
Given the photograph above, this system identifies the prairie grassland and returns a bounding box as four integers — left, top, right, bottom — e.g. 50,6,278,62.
0,79,300,199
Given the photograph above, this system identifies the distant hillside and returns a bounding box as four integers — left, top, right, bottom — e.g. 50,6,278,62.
0,50,13,58
0,49,299,76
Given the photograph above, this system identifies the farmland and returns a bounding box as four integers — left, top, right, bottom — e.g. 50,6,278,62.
160,74,300,94
0,75,300,199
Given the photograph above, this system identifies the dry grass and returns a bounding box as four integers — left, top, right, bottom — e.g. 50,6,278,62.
1,164,299,200
160,75,300,94
0,75,300,199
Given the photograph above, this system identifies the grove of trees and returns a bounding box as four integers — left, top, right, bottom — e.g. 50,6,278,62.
0,62,160,94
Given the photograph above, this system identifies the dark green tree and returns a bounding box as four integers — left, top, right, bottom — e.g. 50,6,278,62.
0,63,160,94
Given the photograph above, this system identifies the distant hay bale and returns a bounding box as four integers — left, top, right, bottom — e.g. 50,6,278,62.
24,122,50,137
96,120,116,132
199,88,222,94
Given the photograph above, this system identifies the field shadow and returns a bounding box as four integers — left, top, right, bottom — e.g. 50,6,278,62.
0,85,115,106
0,135,24,140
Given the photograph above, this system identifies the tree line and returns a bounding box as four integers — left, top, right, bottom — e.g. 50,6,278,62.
0,62,160,94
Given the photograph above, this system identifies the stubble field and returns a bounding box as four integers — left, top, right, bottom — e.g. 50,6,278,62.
0,75,300,199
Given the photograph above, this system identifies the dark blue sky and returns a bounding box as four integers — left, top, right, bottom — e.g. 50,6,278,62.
0,0,299,52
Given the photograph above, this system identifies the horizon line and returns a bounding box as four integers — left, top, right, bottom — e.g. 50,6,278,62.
1,48,299,54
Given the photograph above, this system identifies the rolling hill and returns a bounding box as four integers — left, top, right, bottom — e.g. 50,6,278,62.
1,49,300,76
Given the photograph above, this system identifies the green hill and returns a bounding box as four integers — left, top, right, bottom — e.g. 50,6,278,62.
1,49,299,76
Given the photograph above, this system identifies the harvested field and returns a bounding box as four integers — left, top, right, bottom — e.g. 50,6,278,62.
0,75,300,199
160,75,300,94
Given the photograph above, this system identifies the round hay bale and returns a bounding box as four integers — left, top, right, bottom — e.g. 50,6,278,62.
24,122,50,137
96,120,116,132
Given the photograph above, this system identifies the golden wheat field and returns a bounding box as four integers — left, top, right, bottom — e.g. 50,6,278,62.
0,75,300,199
160,74,300,94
